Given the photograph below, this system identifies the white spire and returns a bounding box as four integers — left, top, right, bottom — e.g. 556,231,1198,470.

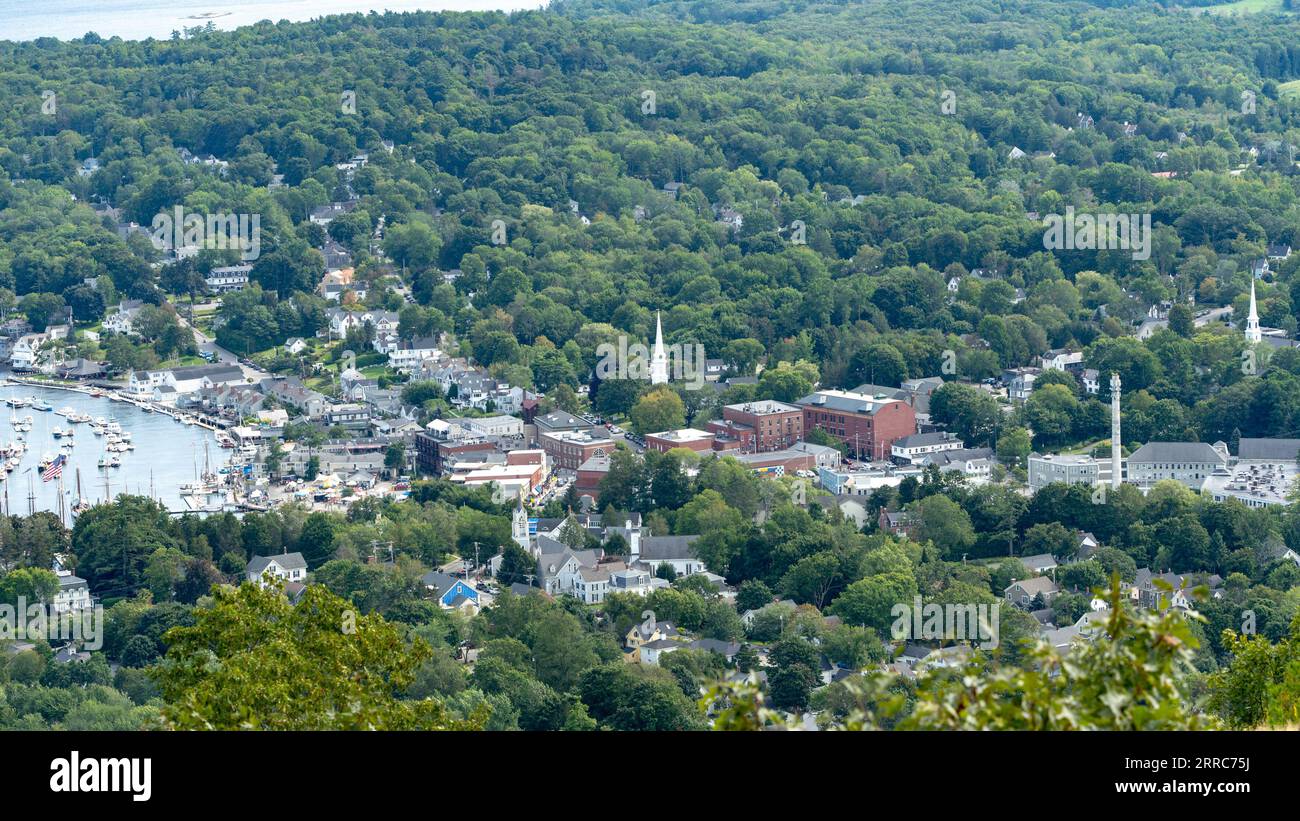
1245,279,1262,344
649,310,669,384
1110,372,1122,490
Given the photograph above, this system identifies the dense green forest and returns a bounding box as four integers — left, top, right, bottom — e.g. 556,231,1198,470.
6,0,1300,440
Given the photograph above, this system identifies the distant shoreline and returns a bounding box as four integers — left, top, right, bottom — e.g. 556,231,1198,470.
0,1,549,43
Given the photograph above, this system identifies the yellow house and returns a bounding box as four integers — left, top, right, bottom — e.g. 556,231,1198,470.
623,619,680,663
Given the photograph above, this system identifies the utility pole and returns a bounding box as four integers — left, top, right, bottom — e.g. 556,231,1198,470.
369,539,394,564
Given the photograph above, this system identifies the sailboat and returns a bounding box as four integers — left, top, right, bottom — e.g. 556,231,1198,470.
72,468,91,514
202,441,217,484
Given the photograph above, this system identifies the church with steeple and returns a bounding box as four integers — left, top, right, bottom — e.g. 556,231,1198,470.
512,502,531,552
649,310,669,384
1244,279,1262,344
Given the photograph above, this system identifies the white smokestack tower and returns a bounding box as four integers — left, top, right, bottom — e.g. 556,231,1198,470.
1110,372,1122,489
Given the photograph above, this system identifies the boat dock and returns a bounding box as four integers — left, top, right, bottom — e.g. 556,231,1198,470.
2,376,227,432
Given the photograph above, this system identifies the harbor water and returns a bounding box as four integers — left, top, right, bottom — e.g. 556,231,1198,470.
0,381,225,520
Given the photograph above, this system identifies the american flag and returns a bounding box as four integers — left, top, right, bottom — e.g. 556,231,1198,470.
42,454,65,482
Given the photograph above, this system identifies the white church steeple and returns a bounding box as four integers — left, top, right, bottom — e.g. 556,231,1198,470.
649,311,669,384
1245,279,1262,344
512,502,531,553
1110,372,1122,490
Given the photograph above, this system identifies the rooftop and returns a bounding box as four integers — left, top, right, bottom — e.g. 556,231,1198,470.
893,432,962,449
796,389,907,415
1128,442,1226,464
1200,461,1299,507
247,552,308,575
724,400,801,415
1029,452,1100,465
1237,438,1300,462
647,428,714,443
539,429,613,445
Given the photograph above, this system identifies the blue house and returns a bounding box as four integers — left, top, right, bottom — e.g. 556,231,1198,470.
422,571,481,610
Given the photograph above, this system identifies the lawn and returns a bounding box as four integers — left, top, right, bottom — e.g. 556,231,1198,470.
1201,0,1286,16
161,355,208,368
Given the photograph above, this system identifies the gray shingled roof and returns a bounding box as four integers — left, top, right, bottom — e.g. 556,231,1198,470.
421,570,460,592
921,447,994,467
1238,438,1300,461
1020,553,1058,572
1006,576,1058,596
247,552,307,575
893,432,961,448
171,363,244,382
1127,442,1225,463
638,535,698,561
690,638,740,656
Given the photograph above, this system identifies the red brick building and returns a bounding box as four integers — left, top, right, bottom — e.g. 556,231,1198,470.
707,400,803,452
414,434,498,475
537,429,615,470
796,389,917,461
575,455,610,501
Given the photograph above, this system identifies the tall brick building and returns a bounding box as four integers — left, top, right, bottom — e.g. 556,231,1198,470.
414,434,497,475
537,429,615,470
706,400,803,452
795,389,917,461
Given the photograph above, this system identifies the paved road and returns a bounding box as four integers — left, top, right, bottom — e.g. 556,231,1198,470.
175,309,270,382
1196,306,1235,327
1136,305,1234,339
